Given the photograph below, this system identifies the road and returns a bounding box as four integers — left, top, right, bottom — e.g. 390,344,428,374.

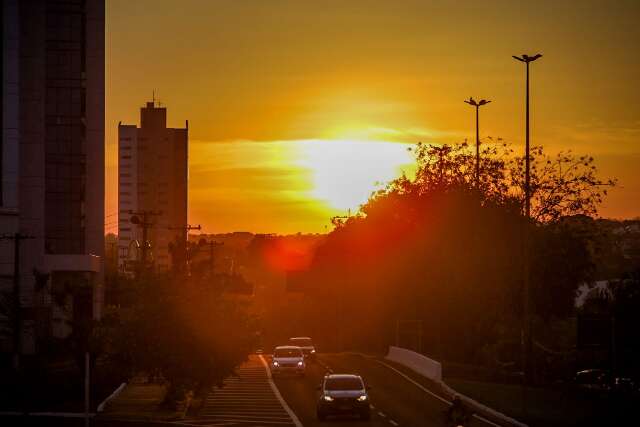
272,353,493,427
1,353,502,427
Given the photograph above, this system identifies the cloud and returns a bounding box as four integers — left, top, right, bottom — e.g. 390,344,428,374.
190,166,312,192
550,120,640,155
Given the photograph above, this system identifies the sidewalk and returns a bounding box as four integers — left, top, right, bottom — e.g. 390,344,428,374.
99,376,181,421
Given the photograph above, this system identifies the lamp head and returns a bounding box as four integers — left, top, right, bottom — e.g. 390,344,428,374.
514,53,542,63
464,97,478,106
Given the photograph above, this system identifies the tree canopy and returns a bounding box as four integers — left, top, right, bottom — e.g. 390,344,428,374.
299,141,614,373
94,273,256,397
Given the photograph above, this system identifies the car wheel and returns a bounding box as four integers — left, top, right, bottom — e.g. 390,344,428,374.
317,410,326,421
360,410,371,421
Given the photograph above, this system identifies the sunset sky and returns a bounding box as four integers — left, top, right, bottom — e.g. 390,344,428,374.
105,0,640,234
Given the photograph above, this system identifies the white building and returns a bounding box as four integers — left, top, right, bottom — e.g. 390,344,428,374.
118,102,188,273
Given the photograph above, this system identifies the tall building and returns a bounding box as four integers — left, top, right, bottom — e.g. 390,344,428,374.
0,0,105,355
118,101,188,273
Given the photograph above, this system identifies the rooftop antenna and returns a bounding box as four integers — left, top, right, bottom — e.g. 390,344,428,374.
152,90,155,106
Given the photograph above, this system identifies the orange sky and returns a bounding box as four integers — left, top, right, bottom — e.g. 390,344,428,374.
105,0,640,234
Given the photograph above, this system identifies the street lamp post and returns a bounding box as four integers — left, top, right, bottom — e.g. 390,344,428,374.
513,53,542,388
464,97,491,188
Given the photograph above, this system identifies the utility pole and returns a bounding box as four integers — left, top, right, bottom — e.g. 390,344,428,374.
168,224,201,274
207,241,223,279
128,210,161,278
513,52,542,413
1,233,35,369
464,97,491,188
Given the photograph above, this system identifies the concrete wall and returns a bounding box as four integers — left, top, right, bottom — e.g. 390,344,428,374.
386,346,443,382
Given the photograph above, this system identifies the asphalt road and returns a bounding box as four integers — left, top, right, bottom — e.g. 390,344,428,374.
1,353,501,427
274,353,493,427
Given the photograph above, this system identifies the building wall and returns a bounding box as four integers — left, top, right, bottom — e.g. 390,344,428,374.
0,0,21,353
85,0,105,318
1,0,20,214
18,0,47,352
43,0,87,256
117,124,138,271
0,0,105,354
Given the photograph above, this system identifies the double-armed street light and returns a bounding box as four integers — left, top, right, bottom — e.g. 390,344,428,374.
512,53,542,388
464,97,491,188
512,54,542,220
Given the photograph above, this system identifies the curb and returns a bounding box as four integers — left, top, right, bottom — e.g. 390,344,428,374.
97,382,127,413
0,412,96,418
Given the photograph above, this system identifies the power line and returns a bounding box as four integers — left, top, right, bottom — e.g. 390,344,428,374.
127,210,162,277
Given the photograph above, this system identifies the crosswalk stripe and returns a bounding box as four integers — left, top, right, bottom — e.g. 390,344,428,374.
188,355,298,427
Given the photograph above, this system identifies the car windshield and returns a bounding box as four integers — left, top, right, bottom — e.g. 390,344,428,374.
325,377,363,391
274,348,302,358
290,338,313,346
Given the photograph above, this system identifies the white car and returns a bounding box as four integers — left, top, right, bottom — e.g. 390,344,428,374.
289,336,316,359
271,346,305,377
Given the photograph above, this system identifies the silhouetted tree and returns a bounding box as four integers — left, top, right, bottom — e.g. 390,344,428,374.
93,272,255,401
510,146,616,223
303,141,614,371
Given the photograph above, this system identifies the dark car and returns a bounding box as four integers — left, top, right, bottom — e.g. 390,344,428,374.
573,369,638,398
574,369,611,392
317,374,371,421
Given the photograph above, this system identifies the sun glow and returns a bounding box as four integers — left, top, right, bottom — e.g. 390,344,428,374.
296,139,414,212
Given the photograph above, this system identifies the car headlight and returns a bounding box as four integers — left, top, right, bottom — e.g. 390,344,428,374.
357,395,368,402
272,361,279,367
311,349,316,353
323,395,334,402
297,361,304,367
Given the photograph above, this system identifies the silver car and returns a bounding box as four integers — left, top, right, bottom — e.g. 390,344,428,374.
271,346,305,377
289,336,317,360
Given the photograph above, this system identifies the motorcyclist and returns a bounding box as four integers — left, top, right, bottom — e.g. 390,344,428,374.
445,396,471,426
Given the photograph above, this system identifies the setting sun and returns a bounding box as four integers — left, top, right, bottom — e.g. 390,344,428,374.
296,139,414,212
